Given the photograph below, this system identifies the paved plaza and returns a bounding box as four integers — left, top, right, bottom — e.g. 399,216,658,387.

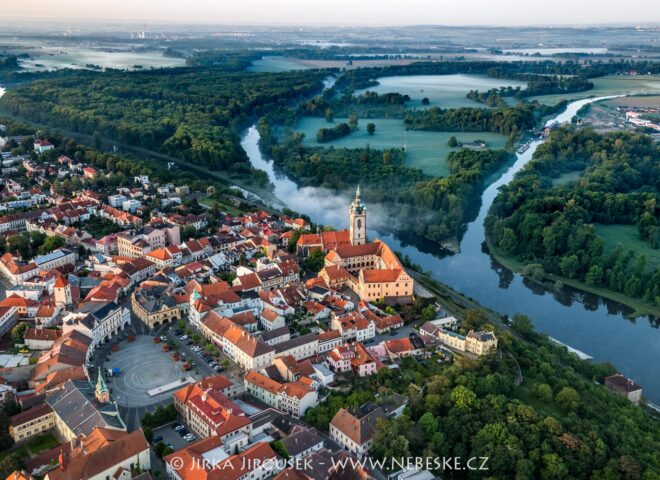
104,335,202,408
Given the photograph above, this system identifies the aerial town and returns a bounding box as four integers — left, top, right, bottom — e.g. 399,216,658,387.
0,129,500,480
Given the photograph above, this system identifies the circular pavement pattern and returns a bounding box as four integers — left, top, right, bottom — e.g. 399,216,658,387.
104,335,193,407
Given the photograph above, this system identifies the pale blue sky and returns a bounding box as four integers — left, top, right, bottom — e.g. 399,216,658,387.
5,0,660,25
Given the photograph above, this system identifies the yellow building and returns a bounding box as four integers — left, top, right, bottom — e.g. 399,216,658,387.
131,283,182,328
9,404,55,443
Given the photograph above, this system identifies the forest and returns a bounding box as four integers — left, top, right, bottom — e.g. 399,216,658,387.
467,76,594,107
304,312,660,479
0,67,327,178
335,60,660,91
486,127,660,310
258,117,511,245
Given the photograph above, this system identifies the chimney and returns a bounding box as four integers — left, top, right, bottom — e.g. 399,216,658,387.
70,436,80,450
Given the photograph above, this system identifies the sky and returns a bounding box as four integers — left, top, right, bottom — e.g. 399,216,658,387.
4,0,660,26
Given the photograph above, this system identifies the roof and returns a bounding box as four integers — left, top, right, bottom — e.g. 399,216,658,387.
25,328,61,342
281,425,323,457
46,429,148,480
605,374,642,393
245,370,283,395
330,404,386,446
9,403,53,427
45,379,125,436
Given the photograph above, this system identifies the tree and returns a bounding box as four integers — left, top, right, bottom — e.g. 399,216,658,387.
447,135,458,148
559,255,580,279
534,383,553,403
93,130,102,150
10,322,28,345
450,385,476,411
0,411,14,450
420,305,436,322
366,123,376,135
348,115,359,131
555,386,579,410
0,452,23,479
421,97,430,105
324,108,334,123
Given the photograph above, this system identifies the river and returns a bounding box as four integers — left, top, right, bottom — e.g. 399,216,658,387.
242,95,660,403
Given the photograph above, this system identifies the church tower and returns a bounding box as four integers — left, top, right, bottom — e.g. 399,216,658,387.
53,275,72,306
95,371,110,404
349,185,367,246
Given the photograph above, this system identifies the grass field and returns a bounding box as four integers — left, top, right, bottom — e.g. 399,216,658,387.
248,56,422,73
199,197,243,216
602,94,660,108
595,224,660,272
513,380,563,418
354,74,527,109
292,116,508,177
528,75,660,105
0,432,59,462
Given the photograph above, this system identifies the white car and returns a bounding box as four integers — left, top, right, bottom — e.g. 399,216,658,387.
180,335,188,341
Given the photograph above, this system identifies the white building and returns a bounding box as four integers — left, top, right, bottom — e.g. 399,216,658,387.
62,302,130,353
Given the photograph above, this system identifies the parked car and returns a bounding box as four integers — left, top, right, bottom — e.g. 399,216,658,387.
389,331,398,336
152,435,163,443
180,335,188,341
213,366,225,373
178,428,189,437
173,424,184,431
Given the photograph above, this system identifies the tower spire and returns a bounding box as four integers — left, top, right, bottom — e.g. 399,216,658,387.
349,183,366,246
95,370,110,403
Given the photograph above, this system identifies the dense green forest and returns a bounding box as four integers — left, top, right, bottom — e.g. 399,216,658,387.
0,67,327,178
316,122,352,142
259,117,511,245
467,76,594,107
486,128,660,310
336,60,660,91
305,312,660,479
300,90,410,119
404,102,568,147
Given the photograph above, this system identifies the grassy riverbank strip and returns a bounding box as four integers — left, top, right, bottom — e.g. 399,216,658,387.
485,236,660,319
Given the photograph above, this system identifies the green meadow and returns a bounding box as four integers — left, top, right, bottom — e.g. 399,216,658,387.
292,116,508,177
354,74,527,109
595,224,660,272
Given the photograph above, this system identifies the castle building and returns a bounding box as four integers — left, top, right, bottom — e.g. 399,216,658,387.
301,186,414,303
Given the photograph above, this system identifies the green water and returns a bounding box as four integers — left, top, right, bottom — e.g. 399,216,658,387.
292,116,508,177
354,74,527,109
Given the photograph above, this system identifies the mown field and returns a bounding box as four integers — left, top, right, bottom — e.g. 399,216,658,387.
291,116,508,177
596,224,660,272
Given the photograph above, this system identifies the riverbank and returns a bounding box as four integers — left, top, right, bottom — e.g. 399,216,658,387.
485,235,660,319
